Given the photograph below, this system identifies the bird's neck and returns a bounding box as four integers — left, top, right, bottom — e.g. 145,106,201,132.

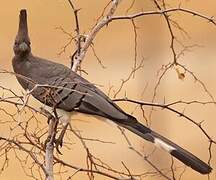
12,53,33,74
12,53,34,90
14,51,31,59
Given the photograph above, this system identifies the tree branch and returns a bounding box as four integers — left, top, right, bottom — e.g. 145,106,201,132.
71,0,121,72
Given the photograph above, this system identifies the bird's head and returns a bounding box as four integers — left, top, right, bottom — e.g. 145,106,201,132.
13,9,31,57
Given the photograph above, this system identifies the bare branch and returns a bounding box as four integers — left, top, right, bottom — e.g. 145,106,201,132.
67,0,82,68
110,8,216,25
71,0,121,72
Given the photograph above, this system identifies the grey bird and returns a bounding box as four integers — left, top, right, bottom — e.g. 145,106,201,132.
12,9,212,174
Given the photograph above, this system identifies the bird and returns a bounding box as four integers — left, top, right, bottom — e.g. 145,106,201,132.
12,9,212,175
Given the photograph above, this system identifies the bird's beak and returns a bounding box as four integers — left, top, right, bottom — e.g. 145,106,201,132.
19,42,28,51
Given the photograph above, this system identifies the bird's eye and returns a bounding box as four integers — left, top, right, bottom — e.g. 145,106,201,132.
14,41,19,45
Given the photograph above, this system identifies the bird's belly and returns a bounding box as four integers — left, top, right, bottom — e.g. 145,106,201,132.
43,105,73,125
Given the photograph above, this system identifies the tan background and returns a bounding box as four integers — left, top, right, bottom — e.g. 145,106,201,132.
0,0,216,180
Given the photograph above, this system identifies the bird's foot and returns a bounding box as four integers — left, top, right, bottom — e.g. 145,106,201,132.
54,123,69,154
54,137,63,155
44,123,69,154
44,135,51,150
43,135,63,155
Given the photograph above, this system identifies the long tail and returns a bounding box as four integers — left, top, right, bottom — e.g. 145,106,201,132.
120,119,212,174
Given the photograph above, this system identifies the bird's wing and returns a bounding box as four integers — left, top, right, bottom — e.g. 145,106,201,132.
27,56,132,123
55,73,132,123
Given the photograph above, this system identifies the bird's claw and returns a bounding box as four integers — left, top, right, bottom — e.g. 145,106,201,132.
44,135,51,150
43,136,64,155
54,137,63,155
54,123,68,154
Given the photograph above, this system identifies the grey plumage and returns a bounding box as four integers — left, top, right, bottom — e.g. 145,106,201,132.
12,9,212,174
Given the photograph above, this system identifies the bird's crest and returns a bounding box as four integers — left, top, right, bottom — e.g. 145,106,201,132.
16,9,30,43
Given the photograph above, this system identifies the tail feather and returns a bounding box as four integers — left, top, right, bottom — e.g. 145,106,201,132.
120,120,212,174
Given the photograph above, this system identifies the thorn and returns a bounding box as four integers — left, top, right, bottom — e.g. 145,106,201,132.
74,8,82,13
198,120,205,127
163,96,166,104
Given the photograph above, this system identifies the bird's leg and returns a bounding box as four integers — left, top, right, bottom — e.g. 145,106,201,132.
40,107,57,149
51,105,72,153
54,123,69,149
44,115,58,150
42,107,63,154
39,107,53,124
42,106,70,154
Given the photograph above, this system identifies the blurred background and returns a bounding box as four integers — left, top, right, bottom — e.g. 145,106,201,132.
0,0,216,179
